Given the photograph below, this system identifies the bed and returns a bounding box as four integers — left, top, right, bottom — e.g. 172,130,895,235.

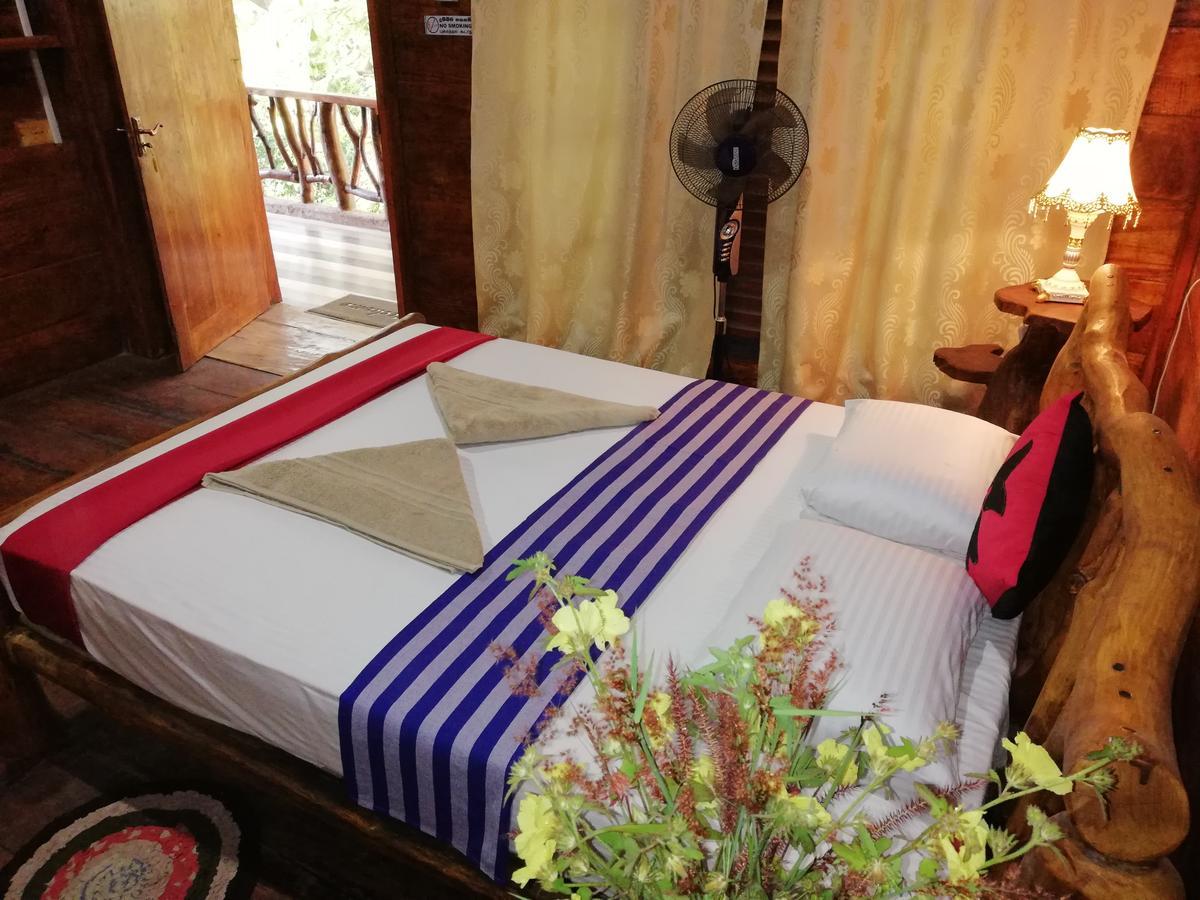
1,265,1196,897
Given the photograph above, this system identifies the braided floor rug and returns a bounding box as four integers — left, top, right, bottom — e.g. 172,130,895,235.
0,789,250,900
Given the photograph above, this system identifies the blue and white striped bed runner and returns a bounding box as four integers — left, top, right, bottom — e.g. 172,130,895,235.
338,378,812,880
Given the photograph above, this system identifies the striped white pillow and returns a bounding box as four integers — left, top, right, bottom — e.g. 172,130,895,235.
694,518,986,783
801,400,1016,559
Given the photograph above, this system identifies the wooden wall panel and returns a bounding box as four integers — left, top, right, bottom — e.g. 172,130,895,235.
0,0,170,398
0,142,121,395
46,0,171,358
1106,0,1200,367
1155,284,1198,467
368,0,477,331
1150,202,1200,469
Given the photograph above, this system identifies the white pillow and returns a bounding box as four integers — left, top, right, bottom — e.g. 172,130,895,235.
800,399,1016,558
692,519,986,784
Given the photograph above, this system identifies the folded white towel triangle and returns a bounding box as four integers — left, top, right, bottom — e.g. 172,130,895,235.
426,362,660,445
203,438,484,572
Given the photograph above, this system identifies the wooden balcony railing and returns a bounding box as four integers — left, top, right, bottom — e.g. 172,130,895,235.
247,86,383,211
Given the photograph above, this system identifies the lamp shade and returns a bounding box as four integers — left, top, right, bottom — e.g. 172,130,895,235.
1030,127,1140,226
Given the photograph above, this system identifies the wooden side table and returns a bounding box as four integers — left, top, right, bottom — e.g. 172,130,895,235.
934,283,1150,433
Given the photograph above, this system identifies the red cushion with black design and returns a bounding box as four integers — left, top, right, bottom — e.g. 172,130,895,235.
966,392,1093,619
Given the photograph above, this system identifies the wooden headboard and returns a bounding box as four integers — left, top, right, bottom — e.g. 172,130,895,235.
1009,265,1200,896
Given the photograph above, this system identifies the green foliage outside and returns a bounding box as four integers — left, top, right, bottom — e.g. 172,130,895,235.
233,0,380,210
234,0,374,97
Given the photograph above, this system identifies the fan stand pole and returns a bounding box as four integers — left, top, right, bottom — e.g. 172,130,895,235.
709,279,728,381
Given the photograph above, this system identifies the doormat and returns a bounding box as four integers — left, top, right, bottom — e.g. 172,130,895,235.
308,294,400,328
0,789,253,899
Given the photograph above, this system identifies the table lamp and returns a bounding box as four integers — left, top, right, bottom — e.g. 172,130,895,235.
1029,127,1141,303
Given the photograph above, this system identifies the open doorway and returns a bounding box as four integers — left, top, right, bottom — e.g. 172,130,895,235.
208,0,399,376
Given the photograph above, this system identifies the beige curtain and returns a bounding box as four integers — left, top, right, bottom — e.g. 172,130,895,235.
759,0,1173,405
471,1,765,378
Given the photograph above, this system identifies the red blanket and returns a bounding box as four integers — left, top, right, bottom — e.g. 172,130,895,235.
1,326,493,647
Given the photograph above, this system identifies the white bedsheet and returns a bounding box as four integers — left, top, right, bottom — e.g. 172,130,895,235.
0,324,1017,815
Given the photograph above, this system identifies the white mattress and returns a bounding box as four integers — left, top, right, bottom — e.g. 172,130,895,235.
1,323,1017,816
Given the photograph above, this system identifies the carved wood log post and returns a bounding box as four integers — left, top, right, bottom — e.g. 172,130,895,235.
369,108,385,200
339,103,365,190
976,322,1066,433
306,102,322,176
247,95,277,171
1011,266,1200,897
1019,814,1185,899
274,96,312,203
319,101,354,211
295,98,321,183
267,97,297,175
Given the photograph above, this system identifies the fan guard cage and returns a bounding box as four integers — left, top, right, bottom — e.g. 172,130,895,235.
670,78,809,207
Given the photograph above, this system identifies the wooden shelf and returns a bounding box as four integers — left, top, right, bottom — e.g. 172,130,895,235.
933,343,1005,385
0,35,63,53
995,282,1152,336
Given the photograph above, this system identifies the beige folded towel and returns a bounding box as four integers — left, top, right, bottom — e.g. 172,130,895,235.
426,362,660,445
202,439,484,572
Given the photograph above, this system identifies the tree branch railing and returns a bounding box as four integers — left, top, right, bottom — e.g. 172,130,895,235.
247,86,384,211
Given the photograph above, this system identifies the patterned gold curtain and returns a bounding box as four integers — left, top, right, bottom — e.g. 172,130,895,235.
472,1,1171,399
759,0,1174,405
471,1,765,378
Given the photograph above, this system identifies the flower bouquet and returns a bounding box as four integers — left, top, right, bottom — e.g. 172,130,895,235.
500,554,1135,898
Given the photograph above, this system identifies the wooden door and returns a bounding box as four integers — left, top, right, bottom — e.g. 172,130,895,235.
102,0,279,368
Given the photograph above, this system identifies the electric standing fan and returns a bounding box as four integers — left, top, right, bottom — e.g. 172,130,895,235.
669,79,809,376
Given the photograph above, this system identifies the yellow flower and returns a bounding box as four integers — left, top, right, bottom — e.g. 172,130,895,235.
939,807,988,882
691,754,715,788
815,738,859,787
775,793,832,831
940,809,988,881
512,834,556,887
650,690,672,720
1002,732,1073,796
516,792,556,840
862,723,926,775
600,737,625,757
665,853,688,878
512,793,558,887
760,599,818,651
647,690,677,749
546,762,574,786
939,835,985,882
763,597,803,629
545,590,630,655
508,746,542,787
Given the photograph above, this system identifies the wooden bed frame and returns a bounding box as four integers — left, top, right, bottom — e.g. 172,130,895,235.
2,269,1198,897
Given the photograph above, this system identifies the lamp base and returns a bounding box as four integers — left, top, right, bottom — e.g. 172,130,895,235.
1034,266,1089,304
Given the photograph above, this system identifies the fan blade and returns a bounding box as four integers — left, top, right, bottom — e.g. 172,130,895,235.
704,85,750,142
757,149,792,187
676,136,716,170
743,104,796,143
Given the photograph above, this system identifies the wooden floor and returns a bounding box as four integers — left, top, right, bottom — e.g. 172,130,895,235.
267,210,397,311
0,354,278,511
206,211,395,376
